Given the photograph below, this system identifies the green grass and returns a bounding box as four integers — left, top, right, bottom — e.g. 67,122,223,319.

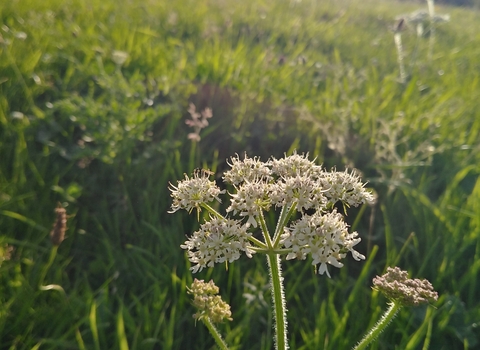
1,0,479,348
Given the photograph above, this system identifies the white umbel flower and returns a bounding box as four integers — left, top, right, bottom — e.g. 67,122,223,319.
270,175,327,212
169,152,374,276
169,169,225,214
319,169,376,207
270,152,320,178
280,210,365,277
181,217,254,273
223,154,272,185
226,180,271,227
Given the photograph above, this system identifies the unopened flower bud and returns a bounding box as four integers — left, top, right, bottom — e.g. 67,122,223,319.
373,267,438,306
188,279,232,323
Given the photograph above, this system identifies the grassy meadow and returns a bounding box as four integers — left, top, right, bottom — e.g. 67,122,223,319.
1,0,480,348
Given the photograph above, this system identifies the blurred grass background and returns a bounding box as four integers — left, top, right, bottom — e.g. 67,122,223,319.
1,0,479,349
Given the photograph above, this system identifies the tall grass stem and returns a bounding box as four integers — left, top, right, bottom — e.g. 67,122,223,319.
38,246,58,287
427,0,436,61
394,33,407,83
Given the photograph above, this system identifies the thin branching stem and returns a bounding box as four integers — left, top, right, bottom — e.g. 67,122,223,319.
201,203,225,220
257,209,274,249
273,203,297,246
353,302,402,350
248,236,269,249
203,317,230,350
250,247,292,254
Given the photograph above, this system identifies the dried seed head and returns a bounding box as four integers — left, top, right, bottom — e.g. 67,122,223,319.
50,206,67,246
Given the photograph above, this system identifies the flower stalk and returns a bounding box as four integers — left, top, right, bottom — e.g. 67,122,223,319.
39,205,67,287
203,317,230,350
187,279,232,349
353,301,402,350
354,267,438,349
394,31,407,84
267,253,288,350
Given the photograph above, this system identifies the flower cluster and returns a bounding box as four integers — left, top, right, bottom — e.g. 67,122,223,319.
280,210,364,277
170,152,375,276
188,279,232,323
180,217,255,273
224,155,272,185
169,169,225,215
319,169,376,207
373,267,438,306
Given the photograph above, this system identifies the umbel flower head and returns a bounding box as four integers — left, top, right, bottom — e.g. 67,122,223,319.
169,152,375,277
373,267,438,306
180,217,255,273
280,209,365,277
169,169,225,215
188,279,232,323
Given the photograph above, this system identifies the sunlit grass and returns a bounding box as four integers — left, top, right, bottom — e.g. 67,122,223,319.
1,0,479,348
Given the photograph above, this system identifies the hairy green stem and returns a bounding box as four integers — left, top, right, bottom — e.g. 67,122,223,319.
251,247,292,254
267,253,288,350
248,236,269,249
203,317,230,350
353,302,402,350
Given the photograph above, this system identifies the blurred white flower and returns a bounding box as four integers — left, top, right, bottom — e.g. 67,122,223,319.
185,103,213,142
111,50,129,66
